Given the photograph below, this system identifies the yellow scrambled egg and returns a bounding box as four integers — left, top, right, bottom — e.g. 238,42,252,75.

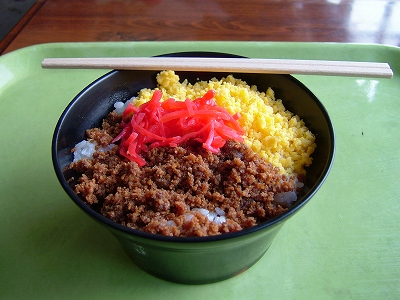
134,70,316,175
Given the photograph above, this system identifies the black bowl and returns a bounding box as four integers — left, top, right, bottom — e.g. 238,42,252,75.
52,52,335,284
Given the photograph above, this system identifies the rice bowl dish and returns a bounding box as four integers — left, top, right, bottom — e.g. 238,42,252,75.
52,54,334,283
68,70,316,237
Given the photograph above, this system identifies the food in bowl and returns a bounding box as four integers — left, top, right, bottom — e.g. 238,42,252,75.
53,57,335,284
68,70,316,237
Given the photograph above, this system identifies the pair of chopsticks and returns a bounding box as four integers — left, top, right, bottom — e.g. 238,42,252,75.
41,57,393,78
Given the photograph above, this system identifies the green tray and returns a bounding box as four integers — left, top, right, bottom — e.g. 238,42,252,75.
1,42,399,299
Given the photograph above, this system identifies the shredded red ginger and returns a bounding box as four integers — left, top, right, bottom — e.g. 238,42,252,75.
112,89,245,166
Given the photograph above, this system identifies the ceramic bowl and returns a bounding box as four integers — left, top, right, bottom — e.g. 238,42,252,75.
52,52,335,284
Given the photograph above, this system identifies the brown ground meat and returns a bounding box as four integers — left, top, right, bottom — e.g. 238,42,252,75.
70,112,298,237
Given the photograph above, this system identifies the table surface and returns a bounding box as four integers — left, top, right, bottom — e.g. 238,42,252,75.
1,0,400,54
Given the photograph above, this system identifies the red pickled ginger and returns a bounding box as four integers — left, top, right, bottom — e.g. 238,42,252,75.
112,89,245,166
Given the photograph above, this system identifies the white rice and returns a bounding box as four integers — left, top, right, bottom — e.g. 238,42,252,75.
166,220,177,227
192,207,226,224
167,208,226,227
273,191,297,207
113,97,135,114
72,140,115,162
72,98,134,162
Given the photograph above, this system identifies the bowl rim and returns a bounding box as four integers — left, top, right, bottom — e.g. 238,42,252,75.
52,51,335,244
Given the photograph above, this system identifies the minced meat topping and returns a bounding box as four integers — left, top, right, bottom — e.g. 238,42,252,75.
70,112,299,237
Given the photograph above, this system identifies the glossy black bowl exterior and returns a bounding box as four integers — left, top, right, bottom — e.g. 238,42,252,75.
52,53,335,284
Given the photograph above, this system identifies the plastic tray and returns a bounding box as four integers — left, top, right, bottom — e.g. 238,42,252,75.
0,42,399,299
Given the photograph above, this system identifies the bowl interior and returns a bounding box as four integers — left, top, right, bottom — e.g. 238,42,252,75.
52,52,335,242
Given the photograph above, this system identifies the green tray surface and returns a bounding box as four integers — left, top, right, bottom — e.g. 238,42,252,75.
1,42,399,299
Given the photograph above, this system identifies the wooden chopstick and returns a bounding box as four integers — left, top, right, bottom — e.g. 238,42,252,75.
41,57,393,78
